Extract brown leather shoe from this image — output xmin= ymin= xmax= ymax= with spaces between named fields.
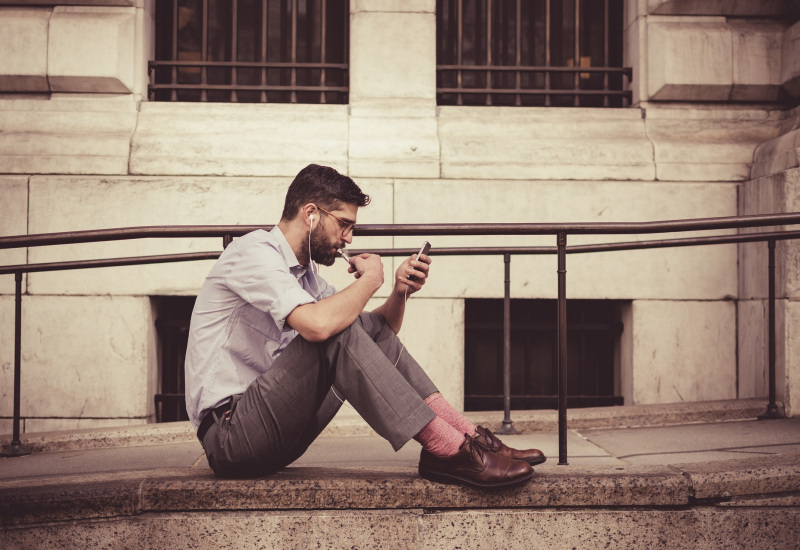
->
xmin=474 ymin=425 xmax=547 ymax=466
xmin=418 ymin=434 xmax=534 ymax=489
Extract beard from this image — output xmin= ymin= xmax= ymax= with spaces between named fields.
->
xmin=309 ymin=224 xmax=339 ymax=267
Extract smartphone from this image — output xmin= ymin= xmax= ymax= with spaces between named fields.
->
xmin=408 ymin=241 xmax=431 ymax=281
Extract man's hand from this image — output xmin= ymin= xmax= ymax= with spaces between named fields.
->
xmin=288 ymin=253 xmax=384 ymax=343
xmin=393 ymin=252 xmax=431 ymax=296
xmin=348 ymin=253 xmax=384 ymax=291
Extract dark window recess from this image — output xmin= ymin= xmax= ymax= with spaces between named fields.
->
xmin=465 ymin=299 xmax=624 ymax=411
xmin=437 ymin=0 xmax=631 ymax=107
xmin=153 ymin=296 xmax=196 ymax=422
xmin=150 ymin=0 xmax=349 ymax=104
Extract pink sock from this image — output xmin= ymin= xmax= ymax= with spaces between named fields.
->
xmin=425 ymin=393 xmax=477 ymax=437
xmin=414 ymin=416 xmax=466 ymax=457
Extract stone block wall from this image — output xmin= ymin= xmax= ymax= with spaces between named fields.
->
xmin=625 ymin=0 xmax=798 ymax=106
xmin=0 ymin=0 xmax=798 ymax=432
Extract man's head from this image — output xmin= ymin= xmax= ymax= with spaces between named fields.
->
xmin=282 ymin=164 xmax=370 ymax=266
xmin=281 ymin=164 xmax=370 ymax=222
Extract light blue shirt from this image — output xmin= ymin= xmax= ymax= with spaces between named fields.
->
xmin=184 ymin=226 xmax=336 ymax=429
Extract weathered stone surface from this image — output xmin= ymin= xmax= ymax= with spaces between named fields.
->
xmin=0 ymin=421 xmax=196 ymax=453
xmin=439 ymin=107 xmax=655 ymax=181
xmin=129 ymin=103 xmax=349 ymax=176
xmin=675 ymin=452 xmax=800 ymax=500
xmin=738 ymin=299 xmax=770 ymax=399
xmin=352 ymin=0 xmax=434 ymax=13
xmin=0 ymin=176 xmax=28 ymax=293
xmin=141 ymin=464 xmax=689 ymax=511
xmin=0 ymin=8 xmax=50 ymax=92
xmin=23 ymin=175 xmax=394 ymax=296
xmin=0 ymin=472 xmax=145 ymax=526
xmin=646 ymin=0 xmax=792 ymax=17
xmin=647 ymin=17 xmax=733 ymax=102
xmin=2 ymin=506 xmax=798 ymax=549
xmin=0 ymin=98 xmax=137 ymax=175
xmin=631 ymin=300 xmax=737 ymax=405
xmin=350 ymin=10 xmax=435 ymax=101
xmin=348 ymin=104 xmax=440 ymax=178
xmin=786 ymin=300 xmax=800 ymax=416
xmin=750 ymin=109 xmax=800 ymax=180
xmin=0 ymin=509 xmax=424 ymax=549
xmin=0 ymin=456 xmax=796 ymax=546
xmin=0 ymin=296 xmax=16 ymax=419
xmin=730 ymin=21 xmax=785 ymax=102
xmin=48 ymin=6 xmax=136 ymax=93
xmin=392 ymin=298 xmax=465 ymax=408
xmin=644 ymin=15 xmax=788 ymax=104
xmin=645 ymin=107 xmax=785 ymax=182
xmin=421 ymin=507 xmax=800 ymax=550
xmin=393 ymin=178 xmax=737 ymax=300
xmin=12 ymin=295 xmax=154 ymax=420
xmin=783 ymin=21 xmax=800 ymax=98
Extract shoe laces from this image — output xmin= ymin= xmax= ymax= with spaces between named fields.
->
xmin=464 ymin=434 xmax=486 ymax=465
xmin=476 ymin=427 xmax=501 ymax=452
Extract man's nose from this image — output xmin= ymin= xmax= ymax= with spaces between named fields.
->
xmin=343 ymin=232 xmax=353 ymax=245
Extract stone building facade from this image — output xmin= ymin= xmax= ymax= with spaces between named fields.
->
xmin=1 ymin=0 xmax=799 ymax=433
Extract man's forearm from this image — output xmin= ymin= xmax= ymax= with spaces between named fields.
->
xmin=372 ymin=289 xmax=406 ymax=334
xmin=289 ymin=275 xmax=381 ymax=341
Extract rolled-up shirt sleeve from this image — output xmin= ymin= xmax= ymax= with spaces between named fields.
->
xmin=224 ymin=241 xmax=315 ymax=332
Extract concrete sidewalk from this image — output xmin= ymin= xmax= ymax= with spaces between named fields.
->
xmin=3 ymin=415 xmax=800 ymax=481
xmin=1 ymin=398 xmax=799 ymax=480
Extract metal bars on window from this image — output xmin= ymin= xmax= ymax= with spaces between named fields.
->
xmin=149 ymin=0 xmax=349 ymax=104
xmin=436 ymin=0 xmax=631 ymax=107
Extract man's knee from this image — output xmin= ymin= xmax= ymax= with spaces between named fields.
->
xmin=355 ymin=311 xmax=387 ymax=336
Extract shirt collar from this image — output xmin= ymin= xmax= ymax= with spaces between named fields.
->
xmin=270 ymin=225 xmax=307 ymax=278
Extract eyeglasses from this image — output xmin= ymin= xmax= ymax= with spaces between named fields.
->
xmin=317 ymin=206 xmax=356 ymax=237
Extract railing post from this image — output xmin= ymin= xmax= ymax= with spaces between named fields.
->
xmin=223 ymin=235 xmax=233 ymax=249
xmin=557 ymin=232 xmax=569 ymax=465
xmin=759 ymin=239 xmax=784 ymax=420
xmin=1 ymin=272 xmax=31 ymax=457
xmin=496 ymin=253 xmax=518 ymax=435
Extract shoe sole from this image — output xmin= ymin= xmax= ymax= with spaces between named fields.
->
xmin=525 ymin=456 xmax=547 ymax=466
xmin=418 ymin=468 xmax=534 ymax=489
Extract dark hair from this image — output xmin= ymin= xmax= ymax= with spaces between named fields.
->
xmin=281 ymin=164 xmax=370 ymax=220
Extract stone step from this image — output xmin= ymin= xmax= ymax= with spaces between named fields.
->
xmin=1 ymin=452 xmax=799 ymax=548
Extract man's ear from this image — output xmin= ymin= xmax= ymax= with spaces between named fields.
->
xmin=302 ymin=204 xmax=317 ymax=228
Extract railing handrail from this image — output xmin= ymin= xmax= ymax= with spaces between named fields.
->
xmin=2 ymin=212 xmax=800 ymax=250
xmin=3 ymin=229 xmax=800 ymax=276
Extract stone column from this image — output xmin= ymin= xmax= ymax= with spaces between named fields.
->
xmin=348 ymin=0 xmax=439 ymax=178
xmin=738 ymin=15 xmax=800 ymax=416
xmin=624 ymin=0 xmax=789 ymax=106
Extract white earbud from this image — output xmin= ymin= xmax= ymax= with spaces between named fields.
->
xmin=309 ymin=214 xmax=315 ymax=228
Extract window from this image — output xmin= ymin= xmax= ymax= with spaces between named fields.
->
xmin=464 ymin=299 xmax=624 ymax=411
xmin=150 ymin=0 xmax=349 ymax=103
xmin=153 ymin=296 xmax=196 ymax=423
xmin=437 ymin=0 xmax=630 ymax=107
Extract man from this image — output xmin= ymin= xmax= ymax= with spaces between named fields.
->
xmin=185 ymin=164 xmax=545 ymax=488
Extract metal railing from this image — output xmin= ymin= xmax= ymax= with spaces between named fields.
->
xmin=1 ymin=213 xmax=798 ymax=462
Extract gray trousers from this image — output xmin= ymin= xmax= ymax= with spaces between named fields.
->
xmin=201 ymin=312 xmax=438 ymax=477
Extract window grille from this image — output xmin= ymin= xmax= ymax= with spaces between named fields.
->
xmin=437 ymin=0 xmax=631 ymax=107
xmin=464 ymin=299 xmax=624 ymax=411
xmin=149 ymin=0 xmax=349 ymax=104
xmin=153 ymin=296 xmax=195 ymax=423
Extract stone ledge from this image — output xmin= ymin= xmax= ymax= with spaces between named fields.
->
xmin=2 ymin=452 xmax=799 ymax=527
xmin=674 ymin=453 xmax=800 ymax=500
